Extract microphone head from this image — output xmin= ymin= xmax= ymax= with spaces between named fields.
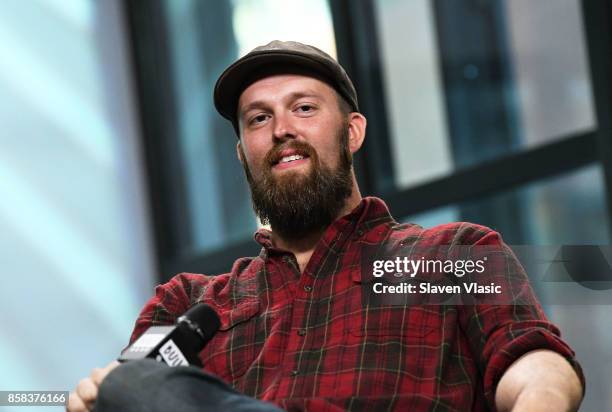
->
xmin=179 ymin=303 xmax=221 ymax=342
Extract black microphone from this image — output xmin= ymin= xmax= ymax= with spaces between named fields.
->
xmin=118 ymin=303 xmax=221 ymax=368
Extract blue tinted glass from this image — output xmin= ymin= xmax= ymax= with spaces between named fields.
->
xmin=405 ymin=165 xmax=608 ymax=245
xmin=374 ymin=0 xmax=595 ymax=189
xmin=460 ymin=165 xmax=609 ymax=245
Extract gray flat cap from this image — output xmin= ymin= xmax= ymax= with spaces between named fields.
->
xmin=214 ymin=40 xmax=359 ymax=136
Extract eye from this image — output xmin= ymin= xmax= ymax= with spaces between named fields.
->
xmin=295 ymin=104 xmax=315 ymax=114
xmin=249 ymin=113 xmax=269 ymax=126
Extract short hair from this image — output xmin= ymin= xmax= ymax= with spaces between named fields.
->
xmin=336 ymin=91 xmax=353 ymax=118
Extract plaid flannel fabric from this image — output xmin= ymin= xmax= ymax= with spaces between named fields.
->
xmin=129 ymin=197 xmax=583 ymax=411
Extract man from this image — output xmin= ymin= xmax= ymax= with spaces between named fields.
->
xmin=68 ymin=41 xmax=584 ymax=411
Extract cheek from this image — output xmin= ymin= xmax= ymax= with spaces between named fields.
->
xmin=317 ymin=131 xmax=346 ymax=167
xmin=241 ymin=138 xmax=268 ymax=165
xmin=315 ymin=145 xmax=341 ymax=170
xmin=242 ymin=148 xmax=270 ymax=179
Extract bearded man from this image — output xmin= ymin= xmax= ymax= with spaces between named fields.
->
xmin=68 ymin=41 xmax=584 ymax=412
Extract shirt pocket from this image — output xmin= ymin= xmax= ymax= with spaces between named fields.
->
xmin=200 ymin=299 xmax=262 ymax=382
xmin=346 ymin=306 xmax=442 ymax=390
xmin=218 ymin=298 xmax=260 ymax=331
xmin=349 ymin=306 xmax=439 ymax=338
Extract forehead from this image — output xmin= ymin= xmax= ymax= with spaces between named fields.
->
xmin=238 ymin=74 xmax=336 ymax=110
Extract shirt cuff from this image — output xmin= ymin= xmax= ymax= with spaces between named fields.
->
xmin=483 ymin=321 xmax=585 ymax=409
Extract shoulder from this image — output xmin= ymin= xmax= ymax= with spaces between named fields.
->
xmin=424 ymin=222 xmax=502 ymax=245
xmin=128 ymin=256 xmax=262 ymax=344
xmin=156 ymin=256 xmax=263 ymax=308
xmin=390 ymin=221 xmax=504 ymax=246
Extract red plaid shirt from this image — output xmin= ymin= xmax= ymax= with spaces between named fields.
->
xmin=129 ymin=197 xmax=583 ymax=411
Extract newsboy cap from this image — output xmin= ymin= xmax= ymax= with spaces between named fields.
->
xmin=214 ymin=40 xmax=359 ymax=136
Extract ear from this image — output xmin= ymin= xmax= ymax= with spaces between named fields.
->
xmin=236 ymin=141 xmax=245 ymax=165
xmin=346 ymin=112 xmax=367 ymax=154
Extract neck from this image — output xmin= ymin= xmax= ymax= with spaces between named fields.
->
xmin=272 ymin=175 xmax=362 ymax=271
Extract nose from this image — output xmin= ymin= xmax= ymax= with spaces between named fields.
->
xmin=272 ymin=112 xmax=297 ymax=141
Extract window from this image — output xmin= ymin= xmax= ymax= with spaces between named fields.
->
xmin=374 ymin=0 xmax=595 ymax=188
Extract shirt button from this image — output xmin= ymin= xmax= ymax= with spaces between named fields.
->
xmin=297 ymin=329 xmax=306 ymax=336
xmin=356 ymin=229 xmax=364 ymax=237
xmin=290 ymin=370 xmax=299 ymax=376
xmin=303 ymin=285 xmax=312 ymax=292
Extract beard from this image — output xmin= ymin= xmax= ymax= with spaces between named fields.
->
xmin=240 ymin=124 xmax=354 ymax=241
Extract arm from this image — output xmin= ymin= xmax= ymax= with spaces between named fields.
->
xmin=495 ymin=349 xmax=583 ymax=412
xmin=452 ymin=225 xmax=584 ymax=409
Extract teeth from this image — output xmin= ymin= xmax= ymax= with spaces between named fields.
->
xmin=279 ymin=155 xmax=304 ymax=163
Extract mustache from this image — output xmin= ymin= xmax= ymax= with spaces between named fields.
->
xmin=265 ymin=141 xmax=317 ymax=167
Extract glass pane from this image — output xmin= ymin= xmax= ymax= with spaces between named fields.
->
xmin=459 ymin=165 xmax=609 ymax=245
xmin=374 ymin=0 xmax=453 ymax=187
xmin=162 ymin=0 xmax=336 ymax=254
xmin=504 ymin=0 xmax=595 ymax=146
xmin=374 ymin=0 xmax=596 ymax=189
xmin=405 ymin=165 xmax=608 ymax=244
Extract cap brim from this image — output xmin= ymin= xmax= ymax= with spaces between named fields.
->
xmin=213 ymin=51 xmax=340 ymax=125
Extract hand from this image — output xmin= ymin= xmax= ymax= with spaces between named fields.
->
xmin=67 ymin=361 xmax=120 ymax=412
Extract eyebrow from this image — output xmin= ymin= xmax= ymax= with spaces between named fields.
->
xmin=239 ymin=91 xmax=323 ymax=118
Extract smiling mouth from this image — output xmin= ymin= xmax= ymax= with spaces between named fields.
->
xmin=278 ymin=154 xmax=306 ymax=164
xmin=272 ymin=154 xmax=311 ymax=170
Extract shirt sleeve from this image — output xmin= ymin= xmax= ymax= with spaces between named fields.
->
xmin=125 ymin=273 xmax=211 ymax=350
xmin=455 ymin=225 xmax=585 ymax=409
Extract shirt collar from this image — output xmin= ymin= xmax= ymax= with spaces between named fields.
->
xmin=253 ymin=197 xmax=395 ymax=253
